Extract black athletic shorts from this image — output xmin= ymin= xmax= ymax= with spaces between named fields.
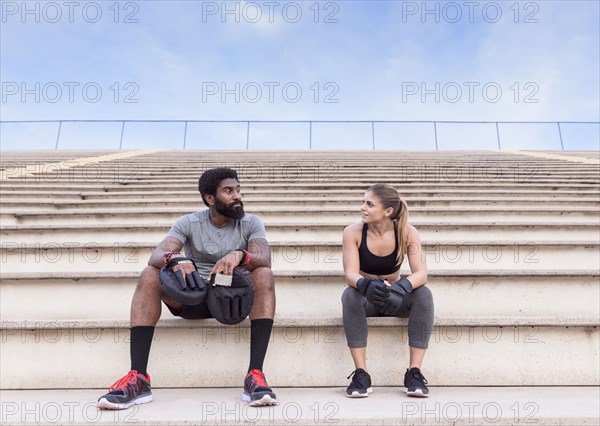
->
xmin=163 ymin=300 xmax=214 ymax=320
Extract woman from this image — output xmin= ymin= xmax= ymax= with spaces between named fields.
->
xmin=341 ymin=183 xmax=433 ymax=398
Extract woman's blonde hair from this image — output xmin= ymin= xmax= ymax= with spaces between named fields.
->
xmin=367 ymin=183 xmax=409 ymax=266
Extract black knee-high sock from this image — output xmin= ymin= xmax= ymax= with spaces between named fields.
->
xmin=248 ymin=319 xmax=274 ymax=372
xmin=130 ymin=326 xmax=154 ymax=376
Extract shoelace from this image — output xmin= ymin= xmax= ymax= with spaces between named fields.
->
xmin=109 ymin=370 xmax=140 ymax=392
xmin=248 ymin=370 xmax=268 ymax=388
xmin=409 ymin=369 xmax=428 ymax=385
xmin=347 ymin=369 xmax=369 ymax=388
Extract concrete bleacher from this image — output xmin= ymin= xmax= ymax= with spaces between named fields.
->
xmin=1 ymin=150 xmax=599 ymax=425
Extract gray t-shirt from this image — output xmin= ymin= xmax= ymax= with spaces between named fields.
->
xmin=167 ymin=209 xmax=267 ymax=278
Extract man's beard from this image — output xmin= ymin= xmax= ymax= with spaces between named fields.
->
xmin=215 ymin=198 xmax=245 ymax=220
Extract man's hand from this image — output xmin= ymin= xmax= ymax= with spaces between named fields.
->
xmin=171 ymin=261 xmax=197 ymax=282
xmin=209 ymin=251 xmax=244 ymax=279
xmin=160 ymin=256 xmax=208 ymax=305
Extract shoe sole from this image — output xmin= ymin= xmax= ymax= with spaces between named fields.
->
xmin=404 ymin=388 xmax=429 ymax=398
xmin=242 ymin=393 xmax=279 ymax=406
xmin=97 ymin=394 xmax=153 ymax=410
xmin=345 ymin=387 xmax=373 ymax=398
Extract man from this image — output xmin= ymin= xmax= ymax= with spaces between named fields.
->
xmin=97 ymin=168 xmax=277 ymax=409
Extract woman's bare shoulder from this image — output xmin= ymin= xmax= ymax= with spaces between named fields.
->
xmin=406 ymin=223 xmax=422 ymax=240
xmin=343 ymin=222 xmax=363 ymax=239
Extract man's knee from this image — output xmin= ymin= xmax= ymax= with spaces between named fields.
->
xmin=248 ymin=267 xmax=274 ymax=292
xmin=137 ymin=266 xmax=161 ymax=291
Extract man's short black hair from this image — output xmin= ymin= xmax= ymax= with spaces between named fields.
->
xmin=198 ymin=168 xmax=239 ymax=206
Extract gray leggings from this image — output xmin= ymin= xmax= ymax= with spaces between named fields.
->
xmin=341 ymin=285 xmax=434 ymax=349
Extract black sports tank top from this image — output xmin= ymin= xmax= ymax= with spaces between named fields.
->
xmin=358 ymin=223 xmax=400 ymax=275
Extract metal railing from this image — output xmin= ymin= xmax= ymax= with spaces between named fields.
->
xmin=1 ymin=120 xmax=598 ymax=150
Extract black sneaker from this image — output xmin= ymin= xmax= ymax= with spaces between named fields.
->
xmin=243 ymin=369 xmax=279 ymax=406
xmin=345 ymin=368 xmax=373 ymax=398
xmin=97 ymin=370 xmax=152 ymax=409
xmin=403 ymin=367 xmax=429 ymax=397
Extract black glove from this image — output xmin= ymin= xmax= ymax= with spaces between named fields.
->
xmin=379 ymin=278 xmax=413 ymax=316
xmin=356 ymin=277 xmax=390 ymax=305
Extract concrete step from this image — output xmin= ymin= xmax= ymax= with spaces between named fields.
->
xmin=1 ymin=158 xmax=597 ymax=171
xmin=2 ymin=206 xmax=598 ymax=226
xmin=3 ymin=195 xmax=600 ymax=209
xmin=2 ymin=182 xmax=599 ymax=192
xmin=3 ymin=222 xmax=598 ymax=244
xmin=2 ymin=159 xmax=597 ymax=182
xmin=1 ymin=387 xmax=598 ymax=425
xmin=3 ymin=161 xmax=597 ymax=173
xmin=3 ymin=175 xmax=598 ymax=186
xmin=2 ymin=188 xmax=599 ymax=201
xmin=1 ymin=317 xmax=598 ymax=388
xmin=2 ymin=157 xmax=597 ymax=166
xmin=1 ymin=158 xmax=597 ymax=173
xmin=1 ymin=241 xmax=598 ymax=273
xmin=2 ymin=271 xmax=598 ymax=321
xmin=3 ymin=174 xmax=599 ymax=187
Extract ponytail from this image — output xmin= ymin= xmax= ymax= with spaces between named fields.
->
xmin=394 ymin=198 xmax=409 ymax=267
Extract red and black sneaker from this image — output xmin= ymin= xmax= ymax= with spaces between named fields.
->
xmin=97 ymin=370 xmax=152 ymax=410
xmin=242 ymin=369 xmax=279 ymax=406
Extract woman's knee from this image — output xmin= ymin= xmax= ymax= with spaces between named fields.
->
xmin=412 ymin=285 xmax=433 ymax=306
xmin=341 ymin=286 xmax=363 ymax=307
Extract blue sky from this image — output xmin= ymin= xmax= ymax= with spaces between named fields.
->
xmin=1 ymin=0 xmax=599 ymax=150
